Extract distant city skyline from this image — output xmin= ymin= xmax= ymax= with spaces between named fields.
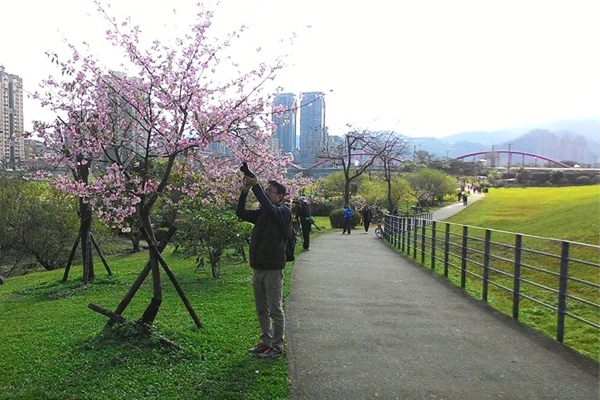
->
xmin=1 ymin=0 xmax=599 ymax=139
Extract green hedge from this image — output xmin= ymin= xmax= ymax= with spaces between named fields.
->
xmin=329 ymin=209 xmax=361 ymax=228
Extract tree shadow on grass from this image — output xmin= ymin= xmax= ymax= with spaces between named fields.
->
xmin=64 ymin=325 xmax=287 ymax=399
xmin=9 ymin=275 xmax=123 ymax=302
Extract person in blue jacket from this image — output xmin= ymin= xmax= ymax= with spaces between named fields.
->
xmin=342 ymin=205 xmax=354 ymax=235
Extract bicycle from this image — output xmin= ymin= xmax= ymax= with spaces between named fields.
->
xmin=374 ymin=222 xmax=383 ymax=238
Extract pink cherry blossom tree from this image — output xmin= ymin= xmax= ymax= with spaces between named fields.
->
xmin=34 ymin=1 xmax=295 ymax=328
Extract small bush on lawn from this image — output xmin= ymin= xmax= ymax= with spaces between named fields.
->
xmin=329 ymin=209 xmax=361 ymax=228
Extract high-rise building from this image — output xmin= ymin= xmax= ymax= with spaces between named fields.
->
xmin=0 ymin=65 xmax=25 ymax=169
xmin=299 ymin=91 xmax=326 ymax=165
xmin=272 ymin=93 xmax=296 ymax=154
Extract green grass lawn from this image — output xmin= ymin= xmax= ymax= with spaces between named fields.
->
xmin=0 ymin=248 xmax=295 ymax=400
xmin=0 ymin=214 xmax=335 ymax=400
xmin=447 ymin=185 xmax=599 ymax=245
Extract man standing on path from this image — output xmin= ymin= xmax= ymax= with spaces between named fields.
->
xmin=295 ymin=196 xmax=312 ymax=251
xmin=360 ymin=205 xmax=372 ymax=233
xmin=342 ymin=205 xmax=354 ymax=234
xmin=236 ymin=175 xmax=291 ymax=359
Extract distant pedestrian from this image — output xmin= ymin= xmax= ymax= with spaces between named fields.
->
xmin=295 ymin=196 xmax=312 ymax=250
xmin=392 ymin=208 xmax=398 ymax=216
xmin=462 ymin=191 xmax=468 ymax=206
xmin=342 ymin=205 xmax=354 ymax=235
xmin=360 ymin=205 xmax=373 ymax=233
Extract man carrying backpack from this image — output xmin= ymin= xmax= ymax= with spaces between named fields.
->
xmin=236 ymin=175 xmax=291 ymax=359
xmin=294 ymin=196 xmax=312 ymax=251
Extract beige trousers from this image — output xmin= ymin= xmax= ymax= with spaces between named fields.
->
xmin=252 ymin=268 xmax=285 ymax=349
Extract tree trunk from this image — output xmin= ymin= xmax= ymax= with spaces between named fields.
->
xmin=77 ymin=159 xmax=94 ymax=284
xmin=80 ymin=199 xmax=94 ymax=284
xmin=108 ymin=227 xmax=177 ymax=327
xmin=387 ymin=178 xmax=393 ymax=212
xmin=139 ymin=213 xmax=162 ymax=325
xmin=344 ymin=179 xmax=351 ymax=206
xmin=130 ymin=230 xmax=141 ymax=253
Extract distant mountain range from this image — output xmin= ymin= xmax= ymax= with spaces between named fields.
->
xmin=407 ymin=118 xmax=599 ymax=164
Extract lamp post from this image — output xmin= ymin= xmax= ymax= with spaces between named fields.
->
xmin=507 ymin=143 xmax=512 ymax=172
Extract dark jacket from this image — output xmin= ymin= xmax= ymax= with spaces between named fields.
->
xmin=236 ymin=185 xmax=291 ymax=270
xmin=295 ymin=203 xmax=311 ymax=220
xmin=361 ymin=208 xmax=372 ymax=221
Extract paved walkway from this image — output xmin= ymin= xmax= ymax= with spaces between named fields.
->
xmin=432 ymin=192 xmax=485 ymax=221
xmin=285 ymin=201 xmax=599 ymax=400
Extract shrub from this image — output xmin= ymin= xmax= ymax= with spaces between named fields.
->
xmin=516 ymin=168 xmax=529 ymax=184
xmin=550 ymin=170 xmax=564 ymax=185
xmin=0 ymin=178 xmax=79 ymax=271
xmin=174 ymin=203 xmax=251 ymax=278
xmin=482 ymin=187 xmax=489 ymax=193
xmin=576 ymin=175 xmax=593 ymax=186
xmin=329 ymin=209 xmax=361 ymax=229
xmin=310 ymin=202 xmax=337 ymax=217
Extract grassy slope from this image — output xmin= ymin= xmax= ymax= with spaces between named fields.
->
xmin=0 ymin=252 xmax=288 ymax=400
xmin=0 ymin=217 xmax=335 ymax=400
xmin=443 ymin=185 xmax=599 ymax=360
xmin=447 ymin=185 xmax=599 ymax=245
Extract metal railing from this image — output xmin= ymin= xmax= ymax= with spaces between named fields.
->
xmin=383 ymin=214 xmax=600 ymax=353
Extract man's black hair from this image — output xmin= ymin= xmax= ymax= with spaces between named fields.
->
xmin=268 ymin=180 xmax=287 ymax=196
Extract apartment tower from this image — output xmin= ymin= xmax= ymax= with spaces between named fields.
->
xmin=299 ymin=91 xmax=326 ymax=165
xmin=272 ymin=93 xmax=297 ymax=154
xmin=0 ymin=65 xmax=25 ymax=169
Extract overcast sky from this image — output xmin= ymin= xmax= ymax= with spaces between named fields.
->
xmin=2 ymin=0 xmax=599 ymax=138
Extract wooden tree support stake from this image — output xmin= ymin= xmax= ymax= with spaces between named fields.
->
xmin=63 ymin=231 xmax=112 ymax=282
xmin=63 ymin=233 xmax=81 ymax=282
xmin=107 ymin=227 xmax=177 ymax=327
xmin=90 ymin=233 xmax=112 ymax=275
xmin=147 ymin=242 xmax=203 ymax=329
xmin=89 ymin=303 xmax=126 ymax=323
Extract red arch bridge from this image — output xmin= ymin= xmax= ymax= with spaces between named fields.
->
xmin=284 ymin=150 xmax=572 ymax=174
xmin=454 ymin=150 xmax=572 ymax=168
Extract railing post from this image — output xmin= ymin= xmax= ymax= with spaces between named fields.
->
xmin=557 ymin=241 xmax=570 ymax=343
xmin=421 ymin=220 xmax=426 ymax=263
xmin=482 ymin=230 xmax=491 ymax=302
xmin=512 ymin=234 xmax=522 ymax=319
xmin=394 ymin=217 xmax=399 ymax=248
xmin=431 ymin=221 xmax=437 ymax=270
xmin=406 ymin=218 xmax=411 ymax=256
xmin=444 ymin=223 xmax=450 ymax=278
xmin=413 ymin=217 xmax=418 ymax=259
xmin=397 ymin=217 xmax=401 ymax=248
xmin=461 ymin=226 xmax=468 ymax=288
xmin=383 ymin=215 xmax=389 ymax=242
xmin=400 ymin=217 xmax=405 ymax=252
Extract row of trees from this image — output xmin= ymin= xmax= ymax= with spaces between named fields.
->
xmin=311 ymin=131 xmax=481 ymax=212
xmin=315 ymin=168 xmax=456 ymax=212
